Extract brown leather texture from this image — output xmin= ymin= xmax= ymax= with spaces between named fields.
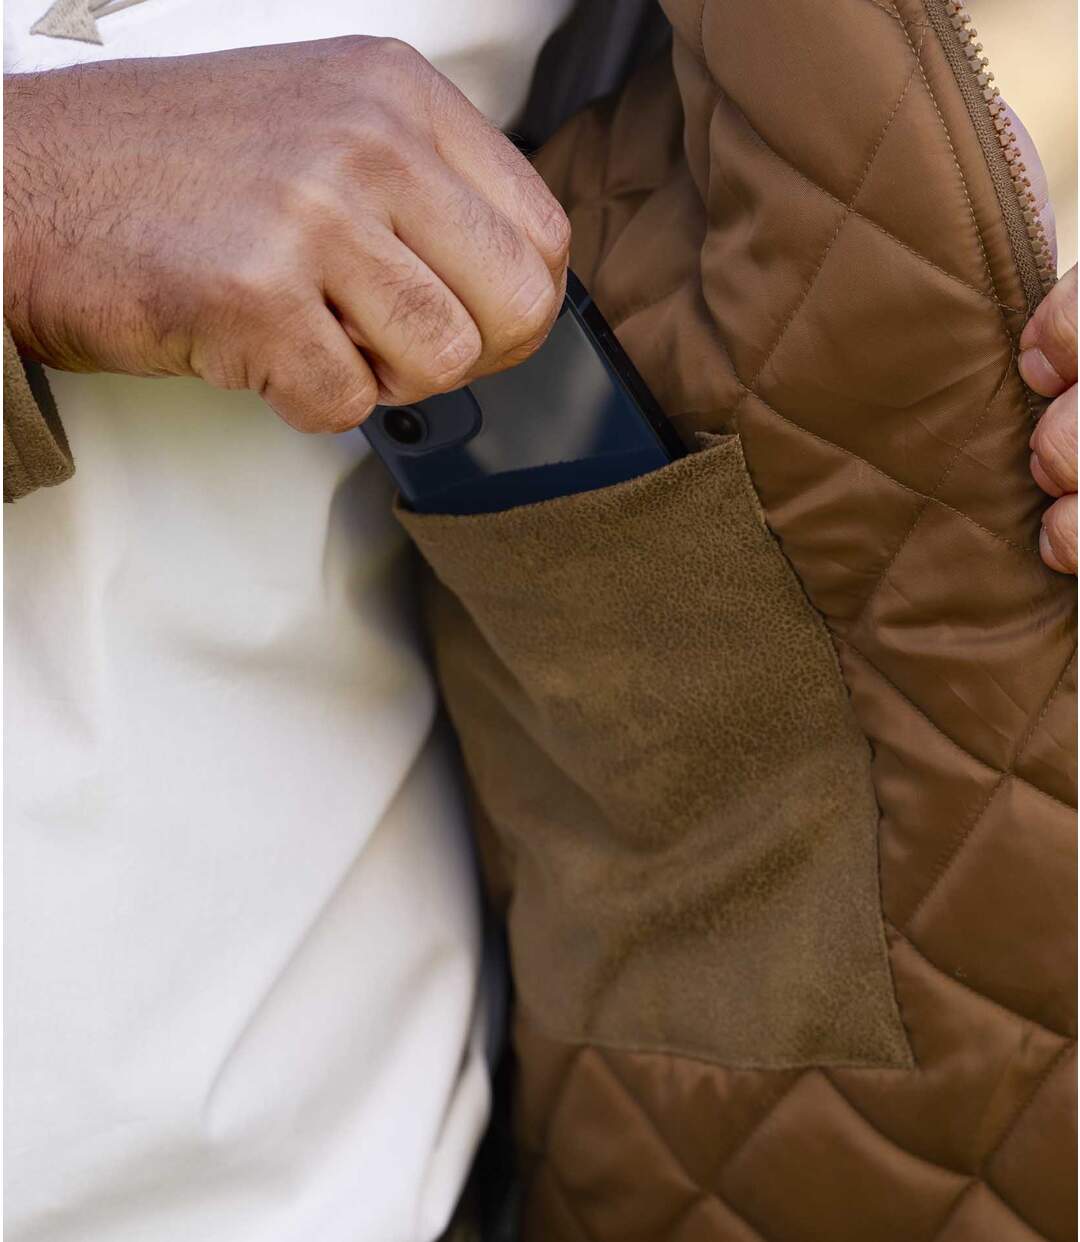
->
xmin=410 ymin=0 xmax=1078 ymax=1238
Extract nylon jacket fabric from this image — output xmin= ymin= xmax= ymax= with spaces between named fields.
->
xmin=5 ymin=2 xmax=1076 ymax=1236
xmin=408 ymin=1 xmax=1079 ymax=1239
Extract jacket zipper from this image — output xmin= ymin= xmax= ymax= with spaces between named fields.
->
xmin=925 ymin=0 xmax=1056 ymax=313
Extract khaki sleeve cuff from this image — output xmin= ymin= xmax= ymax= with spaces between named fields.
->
xmin=4 ymin=322 xmax=73 ymax=502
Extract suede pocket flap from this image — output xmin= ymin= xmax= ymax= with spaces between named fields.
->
xmin=399 ymin=438 xmax=911 ymax=1069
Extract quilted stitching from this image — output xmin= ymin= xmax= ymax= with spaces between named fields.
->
xmin=521 ymin=988 xmax=1070 ymax=1240
xmin=518 ymin=0 xmax=1080 ymax=1237
xmin=734 ymin=26 xmax=932 ymax=398
xmin=741 ymin=389 xmax=1036 ymax=556
xmin=837 ymin=637 xmax=1074 ymax=813
xmin=906 ymin=653 xmax=1077 ymax=926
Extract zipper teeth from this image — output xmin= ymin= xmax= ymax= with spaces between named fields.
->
xmin=942 ymin=0 xmax=1056 ymax=296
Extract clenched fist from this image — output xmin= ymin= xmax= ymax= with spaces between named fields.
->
xmin=2 ymin=37 xmax=570 ymax=433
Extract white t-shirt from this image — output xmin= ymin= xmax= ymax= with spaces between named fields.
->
xmin=3 ymin=3 xmax=572 ymax=1240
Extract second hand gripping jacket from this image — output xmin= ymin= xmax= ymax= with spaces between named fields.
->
xmin=402 ymin=0 xmax=1078 ymax=1239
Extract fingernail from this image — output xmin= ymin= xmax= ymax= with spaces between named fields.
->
xmin=1019 ymin=345 xmax=1066 ymax=395
xmin=1039 ymin=525 xmax=1066 ymax=573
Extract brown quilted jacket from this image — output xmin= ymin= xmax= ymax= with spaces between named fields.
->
xmin=5 ymin=2 xmax=1075 ymax=1237
xmin=400 ymin=1 xmax=1079 ymax=1239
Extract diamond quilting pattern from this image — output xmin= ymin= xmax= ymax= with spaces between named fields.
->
xmin=719 ymin=1071 xmax=968 ymax=1242
xmin=1013 ymin=655 xmax=1079 ymax=808
xmin=696 ymin=0 xmax=927 ymax=205
xmin=849 ymin=58 xmax=1004 ymax=293
xmin=906 ymin=778 xmax=1077 ymax=1035
xmin=734 ymin=392 xmax=928 ymax=621
xmin=831 ymin=934 xmax=1068 ymax=1172
xmin=543 ymin=1049 xmax=706 ymax=1241
xmin=514 ymin=0 xmax=1077 ymax=1237
xmin=985 ymin=1046 xmax=1078 ymax=1242
xmin=936 ymin=1182 xmax=1048 ymax=1242
xmin=750 ymin=216 xmax=1014 ymax=501
xmin=836 ymin=643 xmax=1004 ymax=925
xmin=843 ymin=503 xmax=1074 ymax=772
xmin=696 ymin=97 xmax=850 ymax=387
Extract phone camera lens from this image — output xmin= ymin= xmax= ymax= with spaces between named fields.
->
xmin=382 ymin=406 xmax=427 ymax=446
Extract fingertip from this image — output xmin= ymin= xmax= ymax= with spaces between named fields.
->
xmin=1019 ymin=345 xmax=1067 ymax=398
xmin=1039 ymin=525 xmax=1069 ymax=573
xmin=1040 ymin=494 xmax=1078 ymax=575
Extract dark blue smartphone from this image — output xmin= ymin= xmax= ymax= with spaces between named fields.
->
xmin=360 ymin=271 xmax=684 ymax=515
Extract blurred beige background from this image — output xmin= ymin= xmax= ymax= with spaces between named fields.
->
xmin=971 ymin=0 xmax=1077 ymax=273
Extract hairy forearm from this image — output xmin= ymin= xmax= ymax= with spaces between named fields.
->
xmin=4 ymin=65 xmax=168 ymax=376
xmin=3 ymin=73 xmax=49 ymax=360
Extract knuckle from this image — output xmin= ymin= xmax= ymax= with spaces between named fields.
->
xmin=194 ymin=346 xmax=250 ymax=393
xmin=325 ymin=34 xmax=429 ymax=93
xmin=460 ymin=193 xmax=523 ymax=265
xmin=280 ymin=169 xmax=345 ymax=225
xmin=331 ymin=373 xmax=379 ymax=429
xmin=288 ymin=388 xmax=376 ymax=434
xmin=267 ymin=344 xmax=377 ymax=434
xmin=211 ymin=255 xmax=297 ymax=325
xmin=424 ymin=322 xmax=482 ymax=390
xmin=534 ymin=192 xmax=572 ymax=261
xmin=324 ymin=33 xmax=376 ymax=59
xmin=346 ymin=109 xmax=417 ymax=184
xmin=280 ymin=406 xmax=324 ymax=435
xmin=498 ymin=279 xmax=560 ymax=356
xmin=321 ymin=372 xmax=379 ymax=430
xmin=380 ymin=276 xmax=480 ymax=392
xmin=491 ymin=216 xmax=525 ymax=267
xmin=375 ymin=36 xmax=423 ymax=67
xmin=368 ymin=36 xmax=430 ymax=88
xmin=385 ymin=276 xmax=454 ymax=343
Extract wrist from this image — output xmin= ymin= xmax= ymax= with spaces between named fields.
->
xmin=4 ymin=72 xmax=66 ymax=365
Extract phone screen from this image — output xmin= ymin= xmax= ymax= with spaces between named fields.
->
xmin=361 ymin=272 xmax=684 ymax=515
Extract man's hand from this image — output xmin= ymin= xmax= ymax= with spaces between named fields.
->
xmin=3 ymin=38 xmax=570 ymax=433
xmin=1003 ymin=103 xmax=1076 ymax=574
xmin=1020 ymin=266 xmax=1077 ymax=574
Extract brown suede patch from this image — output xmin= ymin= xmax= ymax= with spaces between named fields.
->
xmin=3 ymin=322 xmax=73 ymax=502
xmin=399 ymin=437 xmax=912 ymax=1069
